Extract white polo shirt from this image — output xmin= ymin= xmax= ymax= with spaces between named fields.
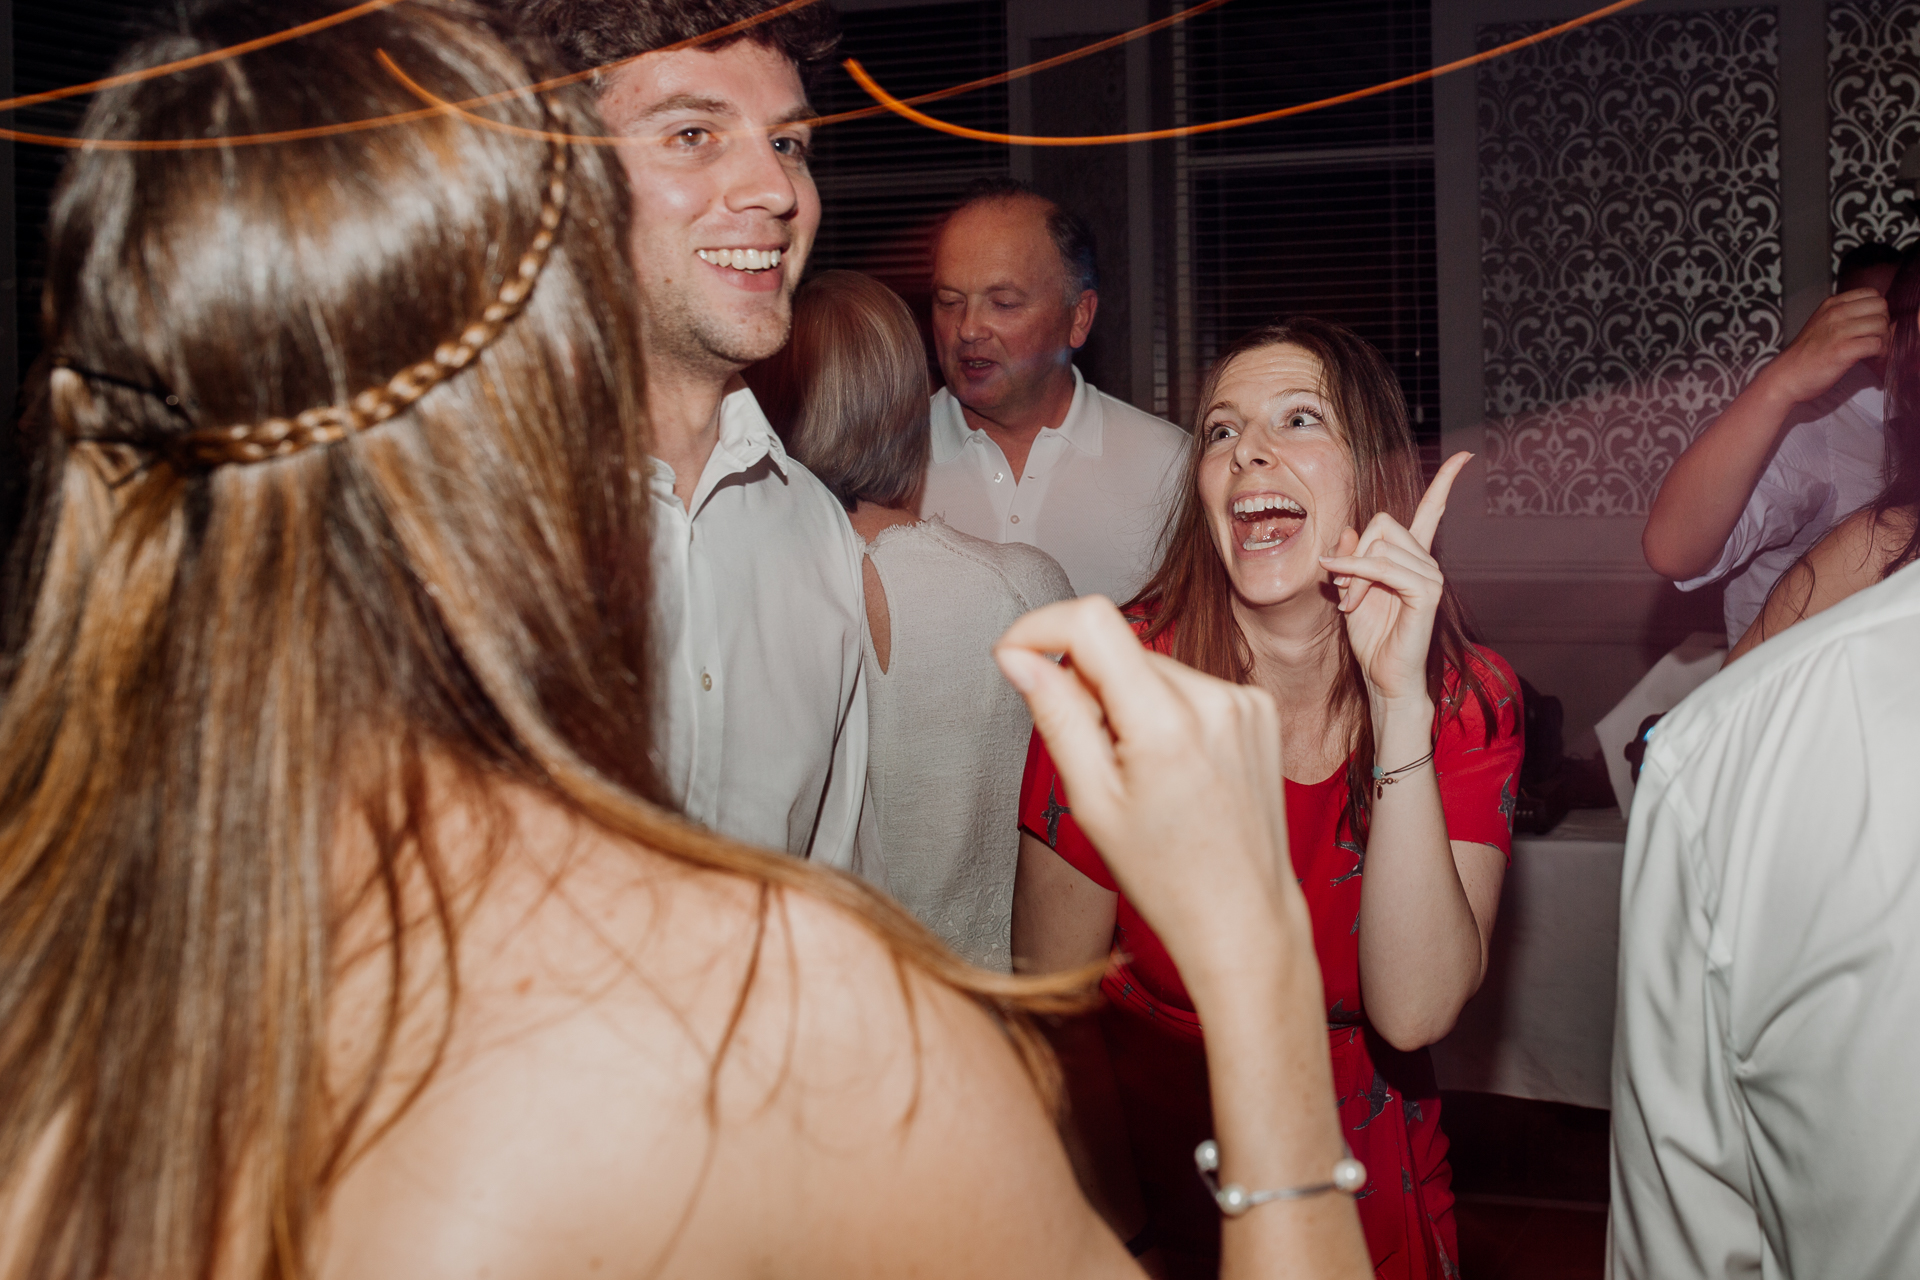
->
xmin=1611 ymin=558 xmax=1920 ymax=1277
xmin=647 ymin=387 xmax=870 ymax=874
xmin=918 ymin=367 xmax=1187 ymax=602
xmin=1675 ymin=364 xmax=1885 ymax=647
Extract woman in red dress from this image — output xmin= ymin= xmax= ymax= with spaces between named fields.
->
xmin=1014 ymin=318 xmax=1521 ymax=1279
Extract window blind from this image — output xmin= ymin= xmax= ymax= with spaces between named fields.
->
xmin=807 ymin=1 xmax=1009 ymax=326
xmin=1176 ymin=0 xmax=1439 ymax=448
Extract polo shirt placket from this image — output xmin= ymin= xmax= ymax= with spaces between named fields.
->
xmin=921 ymin=366 xmax=1187 ymax=601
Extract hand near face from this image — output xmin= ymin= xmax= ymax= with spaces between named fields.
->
xmin=1318 ymin=452 xmax=1471 ymax=708
xmin=1763 ymin=287 xmax=1890 ymax=405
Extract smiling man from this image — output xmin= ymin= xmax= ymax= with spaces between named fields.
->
xmin=505 ymin=0 xmax=872 ymax=875
xmin=920 ymin=179 xmax=1186 ymax=602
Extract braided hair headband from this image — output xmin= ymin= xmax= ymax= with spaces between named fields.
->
xmin=57 ymin=132 xmax=572 ymax=470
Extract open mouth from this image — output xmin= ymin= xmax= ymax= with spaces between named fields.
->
xmin=696 ymin=247 xmax=783 ymax=274
xmin=1231 ymin=493 xmax=1307 ymax=552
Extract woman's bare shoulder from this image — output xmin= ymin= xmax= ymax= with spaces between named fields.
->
xmin=1730 ymin=505 xmax=1916 ymax=661
xmin=1812 ymin=504 xmax=1912 ymax=573
xmin=320 ymin=807 xmax=1126 ymax=1280
xmin=711 ymin=887 xmax=1125 ymax=1277
xmin=563 ymin=875 xmax=1127 ymax=1278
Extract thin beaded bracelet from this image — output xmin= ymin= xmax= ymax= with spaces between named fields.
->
xmin=1194 ymin=1139 xmax=1368 ymax=1215
xmin=1371 ymin=746 xmax=1436 ymax=799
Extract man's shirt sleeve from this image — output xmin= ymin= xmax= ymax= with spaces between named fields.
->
xmin=1610 ymin=755 xmax=1762 ymax=1279
xmin=1674 ymin=429 xmax=1830 ymax=593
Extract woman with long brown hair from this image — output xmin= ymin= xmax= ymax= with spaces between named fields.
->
xmin=1015 ymin=320 xmax=1522 ymax=1278
xmin=0 ymin=4 xmax=1372 ymax=1277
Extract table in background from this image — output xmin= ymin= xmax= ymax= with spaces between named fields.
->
xmin=1430 ymin=808 xmax=1627 ymax=1111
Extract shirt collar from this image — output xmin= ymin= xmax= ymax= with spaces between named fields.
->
xmin=646 ymin=386 xmax=790 ymax=510
xmin=711 ymin=385 xmax=790 ymax=480
xmin=928 ymin=366 xmax=1102 ymax=464
xmin=1049 ymin=366 xmax=1102 ymax=456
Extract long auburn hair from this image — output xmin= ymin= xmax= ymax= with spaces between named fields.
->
xmin=1130 ymin=318 xmax=1502 ymax=841
xmin=1863 ymin=248 xmax=1920 ymax=574
xmin=0 ymin=5 xmax=1076 ymax=1279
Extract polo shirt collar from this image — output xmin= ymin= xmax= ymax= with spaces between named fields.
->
xmin=928 ymin=365 xmax=1102 ymax=463
xmin=1050 ymin=366 xmax=1102 ymax=457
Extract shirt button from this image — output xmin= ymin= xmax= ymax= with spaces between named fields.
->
xmin=1010 ymin=514 xmax=1021 ymax=524
xmin=994 ymin=471 xmax=1005 ymax=483
xmin=701 ymin=670 xmax=713 ymax=691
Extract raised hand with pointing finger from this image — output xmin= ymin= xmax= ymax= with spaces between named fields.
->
xmin=1320 ymin=451 xmax=1472 ymax=712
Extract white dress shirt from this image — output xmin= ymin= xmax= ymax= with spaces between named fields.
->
xmin=1675 ymin=365 xmax=1885 ymax=646
xmin=647 ymin=387 xmax=870 ymax=873
xmin=1610 ymin=558 xmax=1920 ymax=1278
xmin=919 ymin=367 xmax=1187 ymax=602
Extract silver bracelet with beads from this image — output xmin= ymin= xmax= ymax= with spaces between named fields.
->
xmin=1194 ymin=1139 xmax=1368 ymax=1215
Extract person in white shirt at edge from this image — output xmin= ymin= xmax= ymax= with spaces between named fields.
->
xmin=748 ymin=270 xmax=1073 ymax=969
xmin=509 ymin=0 xmax=871 ymax=873
xmin=1642 ymin=242 xmax=1902 ymax=647
xmin=1610 ymin=550 xmax=1920 ymax=1278
xmin=920 ymin=177 xmax=1188 ymax=602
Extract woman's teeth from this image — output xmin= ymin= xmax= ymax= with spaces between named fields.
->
xmin=697 ymin=248 xmax=782 ymax=272
xmin=1231 ymin=494 xmax=1307 ymax=518
xmin=1231 ymin=494 xmax=1307 ymax=552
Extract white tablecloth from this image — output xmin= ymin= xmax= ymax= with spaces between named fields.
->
xmin=1429 ymin=808 xmax=1627 ymax=1111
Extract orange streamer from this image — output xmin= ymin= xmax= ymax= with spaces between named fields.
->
xmin=0 ymin=0 xmax=827 ymax=150
xmin=378 ymin=0 xmax=1240 ymax=145
xmin=843 ymin=0 xmax=1650 ymax=147
xmin=802 ymin=0 xmax=1234 ymax=129
xmin=0 ymin=0 xmax=1648 ymax=153
xmin=0 ymin=0 xmax=408 ymax=115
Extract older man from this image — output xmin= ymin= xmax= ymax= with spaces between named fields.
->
xmin=1611 ymin=556 xmax=1920 ymax=1276
xmin=506 ymin=0 xmax=871 ymax=874
xmin=920 ymin=180 xmax=1186 ymax=602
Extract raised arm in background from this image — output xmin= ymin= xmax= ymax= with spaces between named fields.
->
xmin=1643 ymin=290 xmax=1887 ymax=581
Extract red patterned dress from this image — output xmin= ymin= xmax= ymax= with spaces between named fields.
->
xmin=1018 ymin=626 xmax=1521 ymax=1278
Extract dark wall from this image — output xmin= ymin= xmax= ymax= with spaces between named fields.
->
xmin=1027 ymin=33 xmax=1132 ymax=405
xmin=8 ymin=1 xmax=155 ymax=571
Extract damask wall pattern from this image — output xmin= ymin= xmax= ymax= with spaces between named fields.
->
xmin=1829 ymin=0 xmax=1920 ymax=267
xmin=1478 ymin=10 xmax=1782 ymax=517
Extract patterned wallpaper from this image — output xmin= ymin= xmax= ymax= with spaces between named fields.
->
xmin=1478 ymin=10 xmax=1782 ymax=517
xmin=1830 ymin=0 xmax=1920 ymax=267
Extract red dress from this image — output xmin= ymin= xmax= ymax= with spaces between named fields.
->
xmin=1018 ymin=628 xmax=1521 ymax=1278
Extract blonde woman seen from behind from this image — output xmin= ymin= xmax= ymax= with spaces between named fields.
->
xmin=749 ymin=270 xmax=1072 ymax=969
xmin=0 ymin=6 xmax=1368 ymax=1278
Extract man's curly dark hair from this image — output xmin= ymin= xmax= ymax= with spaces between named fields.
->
xmin=500 ymin=0 xmax=840 ymax=83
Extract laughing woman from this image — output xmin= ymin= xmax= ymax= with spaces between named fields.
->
xmin=1013 ymin=319 xmax=1522 ymax=1279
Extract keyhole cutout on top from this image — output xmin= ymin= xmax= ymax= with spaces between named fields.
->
xmin=863 ymin=555 xmax=892 ymax=675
